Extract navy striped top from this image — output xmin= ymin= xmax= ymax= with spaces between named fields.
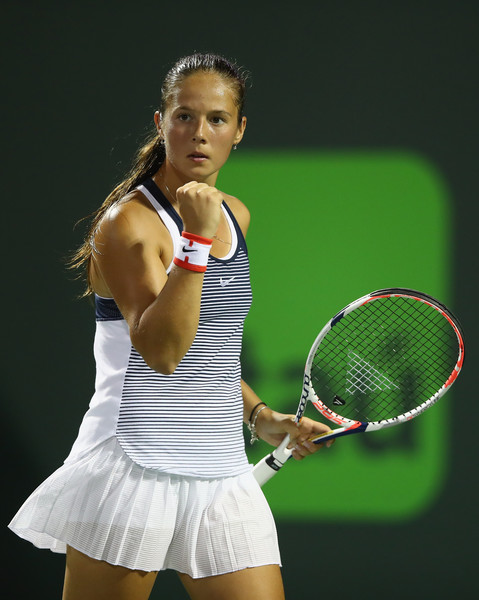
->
xmin=66 ymin=179 xmax=253 ymax=478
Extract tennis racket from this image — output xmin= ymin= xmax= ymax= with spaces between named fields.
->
xmin=253 ymin=288 xmax=464 ymax=486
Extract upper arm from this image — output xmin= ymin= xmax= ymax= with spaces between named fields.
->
xmin=90 ymin=195 xmax=171 ymax=329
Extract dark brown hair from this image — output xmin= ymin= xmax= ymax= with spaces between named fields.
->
xmin=70 ymin=53 xmax=248 ymax=295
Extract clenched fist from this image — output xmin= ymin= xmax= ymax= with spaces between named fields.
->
xmin=176 ymin=181 xmax=223 ymax=239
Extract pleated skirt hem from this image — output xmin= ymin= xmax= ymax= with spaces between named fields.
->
xmin=8 ymin=436 xmax=281 ymax=577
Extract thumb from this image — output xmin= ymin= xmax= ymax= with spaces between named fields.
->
xmin=280 ymin=418 xmax=300 ymax=448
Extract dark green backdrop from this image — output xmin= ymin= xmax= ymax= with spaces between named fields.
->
xmin=3 ymin=1 xmax=477 ymax=598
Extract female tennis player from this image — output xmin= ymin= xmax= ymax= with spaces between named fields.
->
xmin=9 ymin=53 xmax=332 ymax=600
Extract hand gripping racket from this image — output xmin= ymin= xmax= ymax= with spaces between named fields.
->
xmin=253 ymin=288 xmax=465 ymax=486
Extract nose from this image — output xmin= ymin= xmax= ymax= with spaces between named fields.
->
xmin=192 ymin=118 xmax=207 ymax=143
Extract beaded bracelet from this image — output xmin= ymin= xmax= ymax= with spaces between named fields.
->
xmin=248 ymin=402 xmax=268 ymax=445
xmin=173 ymin=231 xmax=213 ymax=273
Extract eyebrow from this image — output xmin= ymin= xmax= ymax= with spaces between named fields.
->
xmin=176 ymin=106 xmax=233 ymax=117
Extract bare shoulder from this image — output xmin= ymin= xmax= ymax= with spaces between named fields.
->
xmin=89 ymin=189 xmax=171 ymax=299
xmin=222 ymin=193 xmax=251 ymax=237
xmin=94 ymin=190 xmax=167 ymax=248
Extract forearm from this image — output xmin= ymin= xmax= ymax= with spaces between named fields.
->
xmin=241 ymin=379 xmax=265 ymax=423
xmin=131 ymin=266 xmax=204 ymax=373
xmin=241 ymin=378 xmax=333 ymax=458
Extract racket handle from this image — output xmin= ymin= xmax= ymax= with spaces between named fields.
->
xmin=252 ymin=435 xmax=292 ymax=486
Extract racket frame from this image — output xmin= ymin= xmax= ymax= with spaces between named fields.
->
xmin=252 ymin=288 xmax=465 ymax=485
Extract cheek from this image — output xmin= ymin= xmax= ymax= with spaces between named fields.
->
xmin=215 ymin=127 xmax=239 ymax=150
xmin=163 ymin=124 xmax=187 ymax=153
xmin=165 ymin=122 xmax=182 ymax=139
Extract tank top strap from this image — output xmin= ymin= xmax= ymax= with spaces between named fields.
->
xmin=136 ymin=179 xmax=182 ymax=273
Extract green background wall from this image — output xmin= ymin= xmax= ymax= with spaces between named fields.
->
xmin=3 ymin=2 xmax=477 ymax=598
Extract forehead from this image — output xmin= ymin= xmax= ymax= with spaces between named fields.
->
xmin=166 ymin=72 xmax=237 ymax=113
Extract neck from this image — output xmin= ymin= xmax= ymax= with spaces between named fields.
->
xmin=154 ymin=169 xmax=178 ymax=208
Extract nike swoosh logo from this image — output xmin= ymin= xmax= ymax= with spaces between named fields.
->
xmin=220 ymin=276 xmax=236 ymax=287
xmin=182 ymin=246 xmax=196 ymax=253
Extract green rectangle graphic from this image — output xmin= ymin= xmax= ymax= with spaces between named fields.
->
xmin=218 ymin=150 xmax=451 ymax=521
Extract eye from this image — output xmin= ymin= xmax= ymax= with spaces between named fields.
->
xmin=210 ymin=115 xmax=226 ymax=125
xmin=177 ymin=113 xmax=191 ymax=121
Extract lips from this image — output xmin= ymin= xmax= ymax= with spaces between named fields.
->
xmin=188 ymin=151 xmax=209 ymax=161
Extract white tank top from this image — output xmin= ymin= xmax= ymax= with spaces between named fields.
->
xmin=66 ymin=179 xmax=253 ymax=478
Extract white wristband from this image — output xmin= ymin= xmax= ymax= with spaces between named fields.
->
xmin=173 ymin=231 xmax=213 ymax=273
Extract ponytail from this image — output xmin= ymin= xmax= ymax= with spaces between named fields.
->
xmin=68 ymin=131 xmax=165 ymax=296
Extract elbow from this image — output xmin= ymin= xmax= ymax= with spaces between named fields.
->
xmin=136 ymin=346 xmax=181 ymax=374
xmin=130 ymin=326 xmax=189 ymax=375
xmin=131 ymin=337 xmax=181 ymax=375
xmin=146 ymin=357 xmax=180 ymax=375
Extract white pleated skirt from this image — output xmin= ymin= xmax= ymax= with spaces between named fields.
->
xmin=8 ymin=437 xmax=281 ymax=578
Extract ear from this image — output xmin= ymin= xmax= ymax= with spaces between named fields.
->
xmin=233 ymin=116 xmax=247 ymax=146
xmin=154 ymin=111 xmax=163 ymax=137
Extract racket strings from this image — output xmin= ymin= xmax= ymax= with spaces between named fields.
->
xmin=311 ymin=296 xmax=459 ymax=423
